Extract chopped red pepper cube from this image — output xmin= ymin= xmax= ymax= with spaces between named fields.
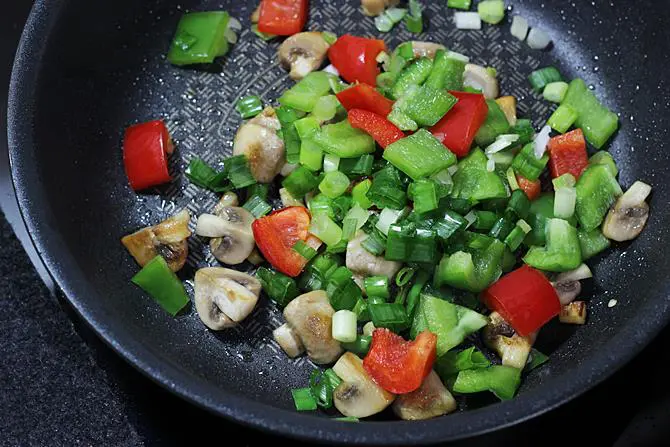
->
xmin=123 ymin=120 xmax=172 ymax=191
xmin=257 ymin=0 xmax=309 ymax=36
xmin=336 ymin=83 xmax=394 ymax=117
xmin=547 ymin=129 xmax=589 ymax=180
xmin=327 ymin=35 xmax=386 ymax=86
xmin=348 ymin=109 xmax=405 ymax=148
xmin=363 ymin=328 xmax=437 ymax=394
xmin=429 ymin=91 xmax=488 ymax=158
xmin=516 ymin=174 xmax=541 ymax=201
xmin=482 ymin=265 xmax=561 ymax=336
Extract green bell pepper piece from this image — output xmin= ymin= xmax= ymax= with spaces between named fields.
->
xmin=411 ymin=293 xmax=488 ymax=356
xmin=396 ymin=85 xmax=458 ymax=127
xmin=383 ymin=129 xmax=457 ymax=180
xmin=435 ymin=238 xmax=505 ymax=292
xmin=392 ymin=57 xmax=434 ymax=99
xmin=562 ymin=78 xmax=619 ymax=149
xmin=451 ymin=149 xmax=508 ymax=201
xmin=131 ymin=256 xmax=189 ymax=316
xmin=575 ymin=164 xmax=623 ymax=231
xmin=313 ymin=120 xmax=375 ymax=158
xmin=474 ymin=100 xmax=510 ymax=147
xmin=168 ymin=12 xmax=232 ymax=66
xmin=453 ymin=365 xmax=522 ymax=400
xmin=578 ymin=228 xmax=611 ymax=260
xmin=435 ymin=346 xmax=491 ymax=381
xmin=425 ymin=50 xmax=450 ymax=90
xmin=589 ymin=151 xmax=619 ymax=178
xmin=276 ymin=106 xmax=303 ymax=164
xmin=279 ymin=72 xmax=333 ymax=113
xmin=523 ymin=218 xmax=582 ymax=272
xmin=443 ymin=57 xmax=466 ymax=91
xmin=512 ymin=142 xmax=549 ymax=181
xmin=523 ymin=193 xmax=577 ymax=247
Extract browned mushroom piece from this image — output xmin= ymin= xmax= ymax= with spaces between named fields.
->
xmin=346 ymin=232 xmax=402 ymax=278
xmin=278 ymin=32 xmax=330 ymax=80
xmin=483 ymin=312 xmax=534 ymax=369
xmin=464 ymin=64 xmax=499 ymax=99
xmin=195 ymin=206 xmax=255 ymax=265
xmin=392 ymin=371 xmax=457 ymax=420
xmin=411 ymin=41 xmax=447 ymax=59
xmin=233 ymin=107 xmax=285 ymax=183
xmin=361 ymin=0 xmax=399 ymax=16
xmin=602 ymin=181 xmax=652 ymax=242
xmin=121 ymin=209 xmax=191 ymax=272
xmin=559 ymin=301 xmax=587 ymax=325
xmin=551 ymin=264 xmax=592 ymax=305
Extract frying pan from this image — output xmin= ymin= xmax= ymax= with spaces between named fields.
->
xmin=7 ymin=0 xmax=670 ymax=443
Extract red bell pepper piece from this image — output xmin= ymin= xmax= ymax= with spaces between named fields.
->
xmin=363 ymin=328 xmax=437 ymax=394
xmin=336 ymin=83 xmax=394 ymax=117
xmin=328 ymin=35 xmax=386 ymax=86
xmin=547 ymin=129 xmax=589 ymax=180
xmin=429 ymin=92 xmax=488 ymax=158
xmin=482 ymin=265 xmax=561 ymax=337
xmin=348 ymin=109 xmax=405 ymax=149
xmin=257 ymin=0 xmax=309 ymax=36
xmin=123 ymin=120 xmax=173 ymax=191
xmin=251 ymin=206 xmax=313 ymax=277
xmin=516 ymin=174 xmax=541 ymax=201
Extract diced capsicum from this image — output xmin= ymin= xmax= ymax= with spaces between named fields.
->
xmin=575 ymin=164 xmax=623 ymax=231
xmin=347 ymin=109 xmax=405 ymax=148
xmin=561 ymin=78 xmax=619 ymax=149
xmin=453 ymin=365 xmax=521 ymax=401
xmin=312 ymin=120 xmax=376 ymax=157
xmin=383 ymin=129 xmax=457 ymax=180
xmin=279 ymin=71 xmax=333 ymax=112
xmin=434 ymin=238 xmax=505 ymax=292
xmin=430 ymin=92 xmax=488 ymax=158
xmin=257 ymin=0 xmax=309 ymax=36
xmin=547 ymin=129 xmax=589 ymax=179
xmin=123 ymin=120 xmax=173 ymax=191
xmin=451 ymin=148 xmax=508 ymax=201
xmin=523 ymin=218 xmax=582 ymax=272
xmin=328 ymin=35 xmax=386 ymax=86
xmin=392 ymin=57 xmax=433 ymax=99
xmin=167 ymin=11 xmax=233 ymax=66
xmin=578 ymin=228 xmax=611 ymax=260
xmin=336 ymin=83 xmax=394 ymax=116
xmin=394 ymin=85 xmax=458 ymax=127
xmin=516 ymin=174 xmax=541 ymax=201
xmin=410 ymin=293 xmax=488 ymax=356
xmin=474 ymin=99 xmax=510 ymax=147
xmin=512 ymin=142 xmax=549 ymax=181
xmin=482 ymin=264 xmax=561 ymax=336
xmin=131 ymin=255 xmax=189 ymax=316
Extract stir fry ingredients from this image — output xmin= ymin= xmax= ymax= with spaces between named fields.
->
xmin=119 ymin=2 xmax=654 ymax=423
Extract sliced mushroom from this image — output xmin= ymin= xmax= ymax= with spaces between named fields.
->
xmin=278 ymin=32 xmax=330 ymax=81
xmin=411 ymin=41 xmax=447 ymax=59
xmin=392 ymin=371 xmax=457 ymax=420
xmin=495 ymin=96 xmax=517 ymax=126
xmin=333 ymin=352 xmax=395 ymax=418
xmin=233 ymin=107 xmax=285 ymax=183
xmin=121 ymin=209 xmax=191 ymax=272
xmin=251 ymin=5 xmax=260 ymax=23
xmin=464 ymin=64 xmax=499 ymax=99
xmin=194 ymin=268 xmax=261 ymax=330
xmin=559 ymin=301 xmax=587 ymax=325
xmin=346 ymin=232 xmax=402 ymax=278
xmin=282 ymin=290 xmax=343 ymax=364
xmin=602 ymin=181 xmax=652 ymax=242
xmin=202 ymin=206 xmax=255 ymax=265
xmin=483 ymin=312 xmax=533 ymax=369
xmin=363 ymin=321 xmax=376 ymax=337
xmin=551 ymin=264 xmax=592 ymax=305
xmin=213 ymin=192 xmax=239 ymax=215
xmin=273 ymin=323 xmax=305 ymax=358
xmin=361 ymin=0 xmax=399 ymax=16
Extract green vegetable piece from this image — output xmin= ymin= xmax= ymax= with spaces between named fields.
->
xmin=562 ymin=78 xmax=619 ymax=149
xmin=405 ymin=0 xmax=424 ymax=33
xmin=523 ymin=218 xmax=582 ymax=272
xmin=257 ymin=267 xmax=300 ymax=307
xmin=383 ymin=129 xmax=456 ymax=180
xmin=411 ymin=293 xmax=488 ymax=356
xmin=398 ymin=85 xmax=458 ymax=127
xmin=435 ymin=239 xmax=505 ymax=292
xmin=543 ymin=81 xmax=569 ymax=103
xmin=243 ymin=195 xmax=272 ymax=218
xmin=326 ymin=266 xmax=361 ymax=310
xmin=575 ymin=164 xmax=623 ymax=231
xmin=300 ymin=139 xmax=324 ymax=172
xmin=408 ymin=179 xmax=439 ymax=214
xmin=312 ymin=95 xmax=339 ymax=122
xmin=443 ymin=57 xmax=466 ymax=91
xmin=313 ymin=120 xmax=375 ymax=158
xmin=366 ymin=165 xmax=408 ymax=210
xmin=185 ymin=157 xmax=229 ymax=192
xmin=387 ymin=108 xmax=418 ymax=131
xmin=292 ymin=387 xmax=318 ymax=411
xmin=525 ymin=348 xmax=549 ymax=372
xmin=478 ymin=0 xmax=505 ymax=24
xmin=475 ymin=100 xmax=511 ymax=147
xmin=447 ymin=0 xmax=472 ymax=10
xmin=425 ymin=50 xmax=449 ymax=90
xmin=168 ymin=12 xmax=231 ymax=66
xmin=352 ymin=179 xmax=373 ymax=209
xmin=512 ymin=142 xmax=549 ymax=181
xmin=369 ymin=302 xmax=409 ymax=332
xmin=235 ymin=95 xmax=263 ymax=119
xmin=319 ymin=171 xmax=350 ymax=198
xmin=523 ymin=193 xmax=576 ymax=247
xmin=435 ymin=346 xmax=491 ymax=381
xmin=341 ymin=335 xmax=372 ymax=356
xmin=528 ymin=67 xmax=562 ymax=92
xmin=547 ymin=103 xmax=578 ymax=134
xmin=589 ymin=151 xmax=619 ymax=177
xmin=131 ymin=256 xmax=189 ymax=316
xmin=282 ymin=166 xmax=322 ymax=198
xmin=578 ymin=228 xmax=611 ymax=260
xmin=510 ymin=119 xmax=535 ymax=146
xmin=224 ymin=155 xmax=256 ymax=189
xmin=392 ymin=57 xmax=433 ymax=99
xmin=279 ymin=72 xmax=333 ymax=113
xmin=276 ymin=106 xmax=303 ymax=164
xmin=453 ymin=366 xmax=521 ymax=400
xmin=452 ymin=148 xmax=508 ymax=201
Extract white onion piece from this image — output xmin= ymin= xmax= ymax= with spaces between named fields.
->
xmin=225 ymin=28 xmax=238 ymax=44
xmin=510 ymin=16 xmax=529 ymax=41
xmin=322 ymin=64 xmax=340 ymax=76
xmin=486 ymin=157 xmax=496 ymax=172
xmin=454 ymin=12 xmax=482 ymax=30
xmin=463 ymin=211 xmax=477 ymax=229
xmin=446 ymin=50 xmax=470 ymax=63
xmin=533 ymin=125 xmax=552 ymax=159
xmin=195 ymin=214 xmax=230 ymax=238
xmin=280 ymin=162 xmax=298 ymax=177
xmin=376 ymin=208 xmax=404 ymax=236
xmin=228 ymin=17 xmax=242 ymax=31
xmin=485 ymin=134 xmax=520 ymax=155
xmin=527 ymin=27 xmax=552 ymax=50
xmin=619 ymin=181 xmax=652 ymax=208
xmin=555 ymin=264 xmax=593 ymax=283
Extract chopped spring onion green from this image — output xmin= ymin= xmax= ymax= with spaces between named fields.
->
xmin=365 ymin=276 xmax=390 ymax=299
xmin=251 ymin=24 xmax=276 ymax=41
xmin=473 ymin=210 xmax=499 ymax=231
xmin=332 ymin=310 xmax=358 ymax=343
xmin=256 ymin=267 xmax=300 ymax=307
xmin=312 ymin=95 xmax=339 ymax=123
xmin=369 ymin=302 xmax=410 ymax=332
xmin=376 ymin=207 xmax=406 ymax=235
xmin=326 ymin=267 xmax=361 ymax=311
xmin=528 ymin=67 xmax=562 ymax=92
xmin=512 ymin=142 xmax=546 ymax=181
xmin=510 ymin=118 xmax=535 ymax=145
xmin=225 ymin=155 xmax=257 ymax=189
xmin=323 ymin=154 xmax=340 ymax=172
xmin=453 ymin=365 xmax=521 ymax=400
xmin=510 ymin=15 xmax=529 ymax=41
xmin=454 ymin=11 xmax=482 ymax=29
xmin=386 ymin=225 xmax=438 ymax=263
xmin=321 ymin=31 xmax=337 ymax=45
xmin=405 ymin=0 xmax=424 ymax=33
xmin=292 ymin=240 xmax=318 ymax=261
xmin=341 ymin=335 xmax=372 ymax=356
xmin=527 ymin=27 xmax=552 ymax=50
xmin=309 ymin=213 xmax=343 ymax=247
xmin=344 ymin=204 xmax=370 ymax=232
xmin=485 ymin=134 xmax=520 ymax=155
xmin=319 ymin=171 xmax=350 ymax=198
xmin=243 ymin=195 xmax=272 ymax=218
xmin=543 ymin=81 xmax=569 ymax=103
xmin=478 ymin=0 xmax=505 ymax=25
xmin=342 ymin=217 xmax=358 ymax=241
xmin=463 ymin=211 xmax=477 ymax=229
xmin=282 ymin=166 xmax=322 ymax=198
xmin=548 ymin=104 xmax=578 ymax=134
xmin=367 ymin=166 xmax=408 ymax=210
xmin=352 ymin=179 xmax=373 ymax=209
xmin=131 ymin=255 xmax=189 ymax=316
xmin=375 ymin=8 xmax=407 ymax=33
xmin=506 ymin=167 xmax=520 ymax=191
xmin=339 ymin=154 xmax=374 ymax=176
xmin=276 ymin=106 xmax=302 ymax=165
xmin=235 ymin=95 xmax=263 ymax=119
xmin=504 ymin=219 xmax=532 ymax=251
xmin=361 ymin=230 xmax=387 ymax=256
xmin=408 ymin=179 xmax=439 ymax=214
xmin=185 ymin=157 xmax=229 ymax=192
xmin=435 ymin=346 xmax=491 ymax=380
xmin=447 ymin=0 xmax=472 ymax=10
xmin=291 ymin=387 xmax=317 ymax=411
xmin=395 ymin=266 xmax=417 ymax=287
xmin=247 ymin=183 xmax=269 ymax=200
xmin=506 ymin=189 xmax=531 ymax=219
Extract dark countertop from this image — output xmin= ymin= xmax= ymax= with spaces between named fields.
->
xmin=2 ymin=2 xmax=670 ymax=446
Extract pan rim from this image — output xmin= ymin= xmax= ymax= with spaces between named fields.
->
xmin=7 ymin=0 xmax=670 ymax=444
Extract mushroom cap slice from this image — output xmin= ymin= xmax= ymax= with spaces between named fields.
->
xmin=602 ymin=181 xmax=652 ymax=242
xmin=283 ymin=290 xmax=343 ymax=364
xmin=273 ymin=323 xmax=306 ymax=358
xmin=333 ymin=352 xmax=395 ymax=418
xmin=392 ymin=371 xmax=457 ymax=420
xmin=483 ymin=312 xmax=533 ymax=369
xmin=464 ymin=64 xmax=499 ymax=99
xmin=361 ymin=0 xmax=399 ymax=16
xmin=233 ymin=122 xmax=285 ymax=183
xmin=411 ymin=41 xmax=447 ymax=59
xmin=194 ymin=267 xmax=260 ymax=329
xmin=213 ymin=192 xmax=239 ymax=215
xmin=248 ymin=106 xmax=282 ymax=132
xmin=206 ymin=206 xmax=255 ymax=265
xmin=346 ymin=232 xmax=402 ymax=278
xmin=121 ymin=209 xmax=191 ymax=272
xmin=278 ymin=32 xmax=330 ymax=81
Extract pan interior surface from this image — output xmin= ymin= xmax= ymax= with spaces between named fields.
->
xmin=8 ymin=0 xmax=670 ymax=443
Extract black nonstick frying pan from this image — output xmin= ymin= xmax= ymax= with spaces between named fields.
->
xmin=7 ymin=0 xmax=670 ymax=444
